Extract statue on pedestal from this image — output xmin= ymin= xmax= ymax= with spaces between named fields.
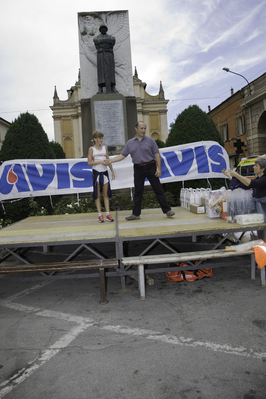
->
xmin=93 ymin=25 xmax=118 ymax=94
xmin=78 ymin=11 xmax=134 ymax=97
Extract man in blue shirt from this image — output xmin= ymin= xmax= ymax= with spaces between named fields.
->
xmin=104 ymin=121 xmax=175 ymax=220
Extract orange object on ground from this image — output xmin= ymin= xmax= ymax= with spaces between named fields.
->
xmin=253 ymin=244 xmax=266 ymax=269
xmin=166 ymin=262 xmax=213 ymax=282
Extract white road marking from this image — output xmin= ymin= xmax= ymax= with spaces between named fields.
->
xmin=0 ymin=283 xmax=265 ymax=398
xmin=3 ymin=281 xmax=53 ymax=302
xmin=0 ymin=323 xmax=90 ymax=398
xmin=101 ymin=325 xmax=266 ymax=360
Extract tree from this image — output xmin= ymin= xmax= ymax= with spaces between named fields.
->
xmin=155 ymin=139 xmax=166 ymax=148
xmin=0 ymin=113 xmax=56 ymax=224
xmin=164 ymin=105 xmax=225 ymax=198
xmin=166 ymin=105 xmax=223 ymax=147
xmin=0 ymin=112 xmax=55 ymax=162
xmin=49 ymin=141 xmax=66 ymax=159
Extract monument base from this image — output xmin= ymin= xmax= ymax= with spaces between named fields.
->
xmin=81 ymin=95 xmax=137 ymax=157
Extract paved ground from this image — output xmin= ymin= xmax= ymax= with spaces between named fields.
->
xmin=0 ymin=238 xmax=266 ymax=399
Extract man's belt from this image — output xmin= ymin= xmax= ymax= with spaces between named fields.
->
xmin=137 ymin=160 xmax=156 ymax=167
xmin=98 ymin=49 xmax=113 ymax=53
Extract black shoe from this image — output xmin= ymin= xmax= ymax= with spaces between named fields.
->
xmin=166 ymin=210 xmax=175 ymax=217
xmin=125 ymin=214 xmax=140 ymax=221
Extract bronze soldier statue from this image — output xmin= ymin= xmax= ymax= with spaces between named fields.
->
xmin=93 ymin=25 xmax=118 ymax=94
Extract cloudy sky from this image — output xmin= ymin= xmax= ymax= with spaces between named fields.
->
xmin=1 ymin=0 xmax=266 ymax=141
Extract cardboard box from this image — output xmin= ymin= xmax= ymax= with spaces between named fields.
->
xmin=235 ymin=214 xmax=264 ymax=225
xmin=190 ymin=203 xmax=205 ymax=214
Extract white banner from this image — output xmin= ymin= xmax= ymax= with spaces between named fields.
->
xmin=0 ymin=141 xmax=229 ymax=201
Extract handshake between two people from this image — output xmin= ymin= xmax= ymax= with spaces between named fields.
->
xmin=103 ymin=159 xmax=112 ymax=166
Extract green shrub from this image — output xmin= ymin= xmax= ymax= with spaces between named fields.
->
xmin=53 ymin=195 xmax=97 ymax=215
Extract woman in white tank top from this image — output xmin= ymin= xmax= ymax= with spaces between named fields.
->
xmin=88 ymin=131 xmax=115 ymax=223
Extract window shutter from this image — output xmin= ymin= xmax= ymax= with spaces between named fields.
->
xmin=241 ymin=115 xmax=245 ymax=134
xmin=224 ymin=124 xmax=228 ymax=141
xmin=235 ymin=118 xmax=239 ymax=136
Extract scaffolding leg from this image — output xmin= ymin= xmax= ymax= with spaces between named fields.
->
xmin=261 ymin=266 xmax=266 ymax=287
xmin=138 ymin=264 xmax=146 ymax=300
xmin=251 ymin=254 xmax=256 ymax=280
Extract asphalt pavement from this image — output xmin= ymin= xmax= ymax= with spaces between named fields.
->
xmin=0 ymin=237 xmax=266 ymax=399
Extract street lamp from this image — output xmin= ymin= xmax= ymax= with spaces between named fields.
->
xmin=222 ymin=68 xmax=251 ymax=95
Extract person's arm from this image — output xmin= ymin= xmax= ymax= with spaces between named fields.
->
xmin=103 ymin=154 xmax=126 ymax=165
xmin=229 ymin=170 xmax=251 ymax=187
xmin=111 ymin=154 xmax=126 ymax=163
xmin=155 ymin=153 xmax=162 ymax=177
xmin=105 ymin=147 xmax=115 ymax=179
xmin=88 ymin=147 xmax=104 ymax=166
xmin=222 ymin=169 xmax=248 ymax=190
xmin=222 ymin=169 xmax=232 ymax=180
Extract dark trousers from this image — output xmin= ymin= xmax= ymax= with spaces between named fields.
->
xmin=133 ymin=163 xmax=171 ymax=216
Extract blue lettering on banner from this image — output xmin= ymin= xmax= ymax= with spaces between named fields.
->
xmin=160 ymin=156 xmax=172 ymax=178
xmin=163 ymin=148 xmax=194 ymax=176
xmin=0 ymin=164 xmax=31 ymax=195
xmin=70 ymin=162 xmax=92 ymax=188
xmin=27 ymin=164 xmax=55 ymax=191
xmin=15 ymin=164 xmax=31 ymax=192
xmin=208 ymin=145 xmax=226 ymax=172
xmin=194 ymin=146 xmax=209 ymax=173
xmin=56 ymin=163 xmax=71 ymax=189
xmin=0 ymin=165 xmax=13 ymax=195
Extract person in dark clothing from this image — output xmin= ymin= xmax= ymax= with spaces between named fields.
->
xmin=104 ymin=121 xmax=175 ymax=220
xmin=223 ymin=157 xmax=266 ymax=238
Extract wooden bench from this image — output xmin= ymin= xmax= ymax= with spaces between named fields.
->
xmin=122 ymin=249 xmax=265 ymax=299
xmin=0 ymin=258 xmax=119 ymax=304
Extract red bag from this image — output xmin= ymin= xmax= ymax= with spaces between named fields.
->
xmin=196 ymin=268 xmax=213 ymax=279
xmin=166 ymin=262 xmax=188 ymax=282
xmin=166 ymin=262 xmax=213 ymax=282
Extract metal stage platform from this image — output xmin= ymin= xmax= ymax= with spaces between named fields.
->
xmin=0 ymin=208 xmax=265 ymax=289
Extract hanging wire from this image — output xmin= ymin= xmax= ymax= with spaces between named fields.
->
xmin=1 ymin=201 xmax=6 ymax=214
xmin=224 ymin=178 xmax=229 ymax=189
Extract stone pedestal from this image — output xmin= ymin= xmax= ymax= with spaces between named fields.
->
xmin=81 ymin=94 xmax=137 ymax=157
xmin=92 ymin=93 xmax=127 ymax=154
